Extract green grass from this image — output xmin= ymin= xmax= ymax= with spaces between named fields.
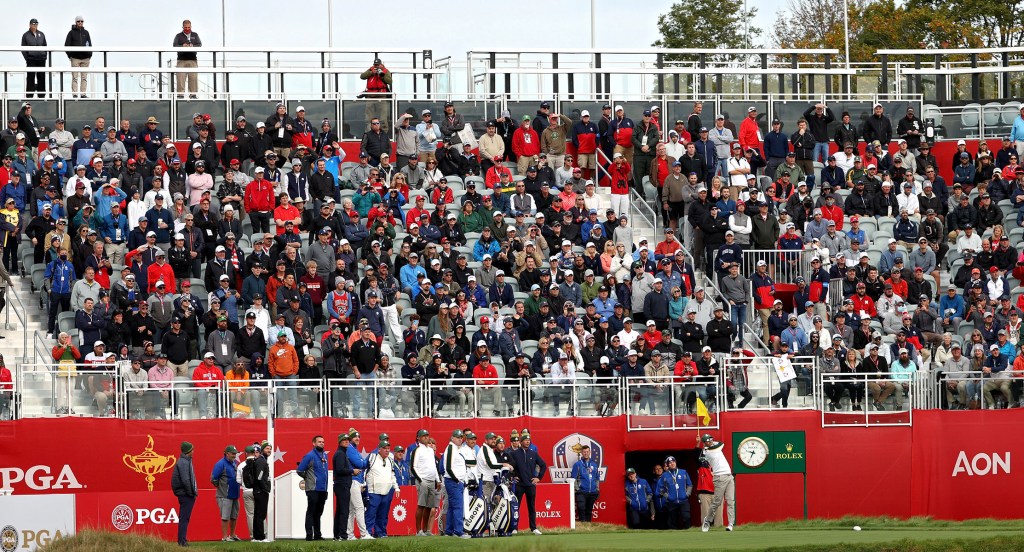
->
xmin=39 ymin=519 xmax=1024 ymax=552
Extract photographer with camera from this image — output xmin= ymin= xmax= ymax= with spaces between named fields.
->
xmin=360 ymin=59 xmax=393 ymax=133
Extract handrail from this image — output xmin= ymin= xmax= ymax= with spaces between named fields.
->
xmin=471 ymin=48 xmax=841 ymax=55
xmin=0 ymin=65 xmax=442 ymax=75
xmin=4 ymin=46 xmax=433 ymax=55
xmin=3 ymin=284 xmax=29 ymax=365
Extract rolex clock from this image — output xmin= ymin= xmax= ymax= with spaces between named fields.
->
xmin=737 ymin=436 xmax=769 ymax=468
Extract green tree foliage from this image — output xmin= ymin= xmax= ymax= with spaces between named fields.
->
xmin=653 ymin=0 xmax=763 ymax=57
xmin=772 ymin=0 xmax=1006 ymax=63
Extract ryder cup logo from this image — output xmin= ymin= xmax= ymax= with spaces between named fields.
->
xmin=549 ymin=433 xmax=607 ymax=483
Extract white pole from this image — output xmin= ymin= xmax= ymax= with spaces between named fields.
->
xmin=590 ymin=0 xmax=596 ymax=49
xmin=266 ymin=387 xmax=276 ymax=541
xmin=327 ymin=0 xmax=334 ymax=93
xmin=221 ymin=0 xmax=226 ymax=47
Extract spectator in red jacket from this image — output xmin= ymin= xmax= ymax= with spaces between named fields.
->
xmin=512 ymin=117 xmax=541 ymax=176
xmin=738 ymin=107 xmax=762 ymax=155
xmin=147 ymin=248 xmax=176 ymax=293
xmin=244 ymin=167 xmax=275 ymax=234
xmin=472 ymin=355 xmax=500 ymax=416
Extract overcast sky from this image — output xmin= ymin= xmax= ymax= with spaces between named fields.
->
xmin=2 ymin=0 xmax=784 ymax=62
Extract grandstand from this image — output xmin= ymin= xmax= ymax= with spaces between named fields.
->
xmin=0 ymin=41 xmax=1021 ymax=425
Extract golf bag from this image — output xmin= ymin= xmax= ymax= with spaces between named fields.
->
xmin=488 ymin=468 xmax=519 ymax=536
xmin=463 ymin=478 xmax=488 ymax=536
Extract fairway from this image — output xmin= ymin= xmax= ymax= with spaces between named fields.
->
xmin=188 ymin=522 xmax=1024 ymax=551
xmin=41 ymin=520 xmax=1024 ymax=552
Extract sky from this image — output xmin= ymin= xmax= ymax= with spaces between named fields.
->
xmin=2 ymin=0 xmax=785 ymax=64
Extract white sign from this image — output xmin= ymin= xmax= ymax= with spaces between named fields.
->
xmin=772 ymin=357 xmax=797 ymax=383
xmin=0 ymin=495 xmax=76 ymax=551
xmin=0 ymin=465 xmax=83 ymax=492
xmin=952 ymin=451 xmax=1011 ymax=477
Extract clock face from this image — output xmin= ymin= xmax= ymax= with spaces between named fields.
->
xmin=738 ymin=437 xmax=769 ymax=468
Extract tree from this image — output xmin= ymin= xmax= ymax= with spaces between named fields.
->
xmin=907 ymin=0 xmax=1024 ymax=49
xmin=772 ymin=0 xmax=994 ymax=63
xmin=653 ymin=0 xmax=763 ymax=59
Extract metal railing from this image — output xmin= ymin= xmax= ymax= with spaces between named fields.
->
xmin=9 ymin=362 xmax=1020 ymax=425
xmin=3 ymin=285 xmax=30 ymax=366
xmin=624 ymin=375 xmax=722 ymax=431
xmin=741 ymin=249 xmax=817 ymax=287
xmin=721 ymin=355 xmax=819 ymax=411
xmin=817 ymin=371 xmax=932 ymax=427
xmin=935 ymin=371 xmax=1024 ymax=411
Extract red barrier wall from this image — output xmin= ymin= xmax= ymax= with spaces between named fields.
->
xmin=2 ymin=409 xmax=1022 ymax=537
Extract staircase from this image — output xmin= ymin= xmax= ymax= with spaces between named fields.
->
xmin=0 ymin=275 xmax=44 ymax=366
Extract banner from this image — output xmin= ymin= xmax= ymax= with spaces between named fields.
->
xmin=76 ymin=491 xmax=234 ymax=542
xmin=0 ymin=495 xmax=75 ymax=551
xmin=910 ymin=409 xmax=1024 ymax=520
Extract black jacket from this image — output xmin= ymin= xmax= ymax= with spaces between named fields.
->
xmin=790 ymin=130 xmax=816 ymax=161
xmin=333 ymin=445 xmax=354 ymax=484
xmin=236 ymin=325 xmax=267 ymax=360
xmin=508 ymin=446 xmax=548 ymax=488
xmin=64 ymin=26 xmax=92 ymax=59
xmin=705 ymin=318 xmax=734 ymax=352
xmin=21 ymin=30 xmax=47 ymax=62
xmin=861 ymin=114 xmax=893 ymax=146
xmin=171 ymin=456 xmax=197 ymax=497
xmin=802 ymin=107 xmax=835 ymax=142
xmin=254 ymin=454 xmax=271 ymax=494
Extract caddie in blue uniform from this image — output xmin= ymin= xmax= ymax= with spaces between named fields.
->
xmin=625 ymin=467 xmax=654 ymax=529
xmin=656 ymin=455 xmax=692 ymax=529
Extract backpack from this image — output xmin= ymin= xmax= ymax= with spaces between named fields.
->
xmin=242 ymin=458 xmax=257 ymax=489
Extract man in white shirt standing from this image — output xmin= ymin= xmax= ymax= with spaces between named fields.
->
xmin=410 ymin=429 xmax=440 ymax=536
xmin=365 ymin=441 xmax=400 ymax=538
xmin=698 ymin=433 xmax=735 ymax=532
xmin=442 ymin=429 xmax=471 ymax=538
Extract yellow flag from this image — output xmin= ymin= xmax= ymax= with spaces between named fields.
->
xmin=695 ymin=397 xmax=712 ymax=426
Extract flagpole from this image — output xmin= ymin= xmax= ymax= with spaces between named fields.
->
xmin=266 ymin=386 xmax=276 ymax=541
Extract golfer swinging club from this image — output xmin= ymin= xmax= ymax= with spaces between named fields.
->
xmin=698 ymin=433 xmax=736 ymax=532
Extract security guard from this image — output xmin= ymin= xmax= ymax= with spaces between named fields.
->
xmin=656 ymin=455 xmax=692 ymax=530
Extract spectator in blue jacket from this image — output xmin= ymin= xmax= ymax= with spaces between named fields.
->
xmin=0 ymin=172 xmax=28 ymax=213
xmin=46 ymin=247 xmax=76 ymax=335
xmin=763 ymin=119 xmax=789 ymax=180
xmin=92 ymin=181 xmax=127 ymax=218
xmin=656 ymin=456 xmax=692 ymax=530
xmin=210 ymin=445 xmax=242 ymax=542
xmin=939 ymin=284 xmax=966 ymax=333
xmin=953 ymin=153 xmax=976 ymax=187
xmin=399 ymin=252 xmax=427 ymax=295
xmin=693 ymin=129 xmax=717 ymax=185
xmin=296 ymin=435 xmax=329 ymax=541
xmin=473 ymin=230 xmax=501 ymax=261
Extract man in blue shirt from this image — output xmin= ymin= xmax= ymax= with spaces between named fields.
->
xmin=210 ymin=444 xmax=241 ymax=542
xmin=45 ymin=245 xmax=75 ymax=336
xmin=656 ymin=455 xmax=693 ymax=530
xmin=296 ymin=435 xmax=329 ymax=541
xmin=571 ymin=445 xmax=601 ymax=522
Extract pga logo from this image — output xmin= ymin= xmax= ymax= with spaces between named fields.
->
xmin=111 ymin=504 xmax=178 ymax=531
xmin=0 ymin=465 xmax=83 ymax=491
